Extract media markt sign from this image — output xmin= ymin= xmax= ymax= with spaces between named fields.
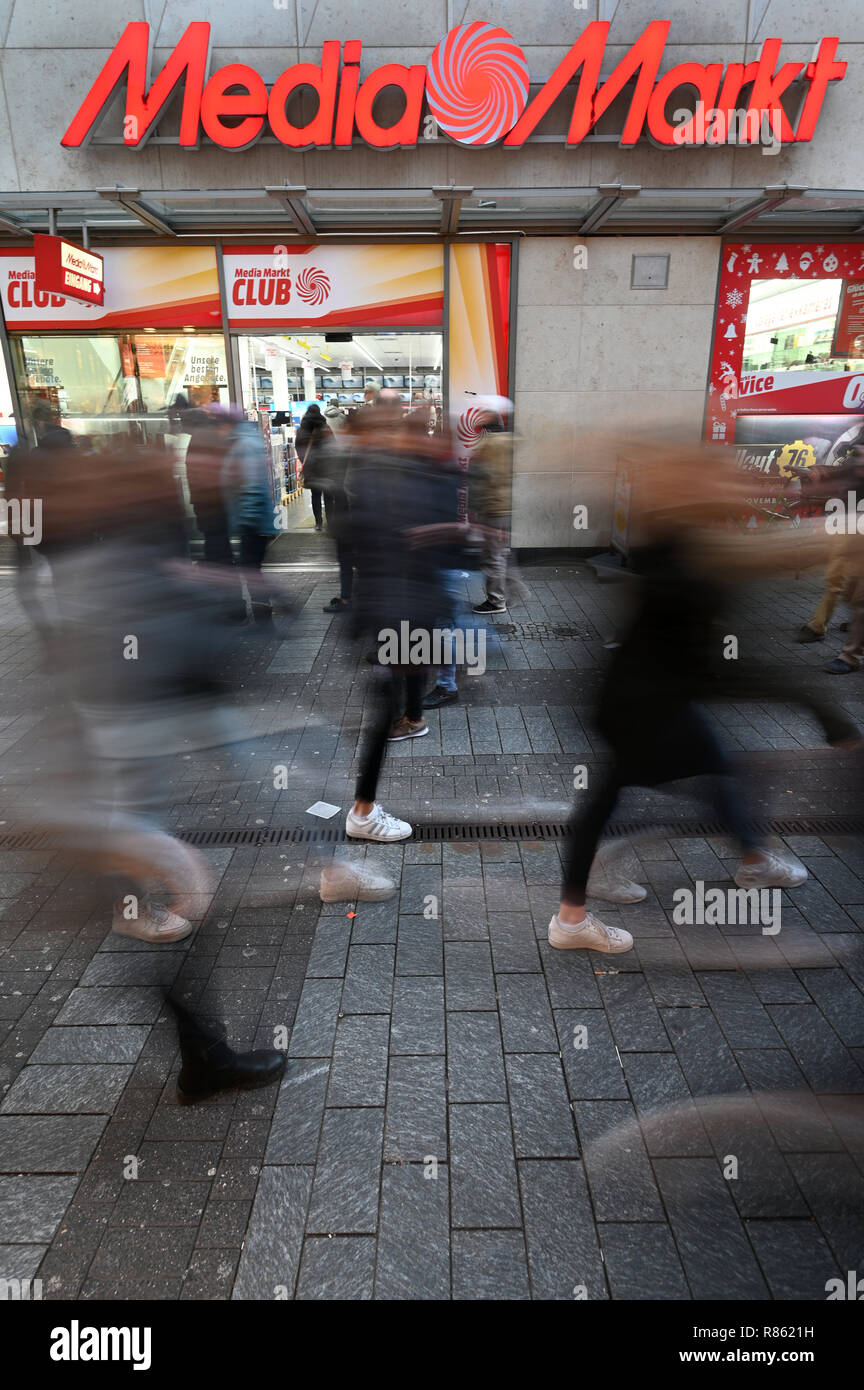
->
xmin=61 ymin=19 xmax=846 ymax=153
xmin=33 ymin=233 xmax=104 ymax=306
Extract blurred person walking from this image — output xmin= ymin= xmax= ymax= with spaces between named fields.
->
xmin=469 ymin=398 xmax=519 ymax=615
xmin=28 ymin=438 xmax=286 ymax=1100
xmin=344 ymin=393 xmax=458 ymax=842
xmin=548 ymin=444 xmax=822 ymax=956
xmin=219 ymin=405 xmax=278 ymax=627
xmin=296 ymin=401 xmax=331 ymax=531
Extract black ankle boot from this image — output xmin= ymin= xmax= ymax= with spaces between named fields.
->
xmin=177 ymin=1033 xmax=286 ymax=1101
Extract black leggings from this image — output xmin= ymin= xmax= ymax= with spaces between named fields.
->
xmin=355 ymin=667 xmax=425 ymax=804
xmin=561 ymin=711 xmax=758 ymax=906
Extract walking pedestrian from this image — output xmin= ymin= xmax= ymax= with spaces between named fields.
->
xmin=296 ymin=402 xmax=331 ymax=531
xmin=549 ymin=445 xmax=820 ymax=955
xmin=344 ymin=394 xmax=457 ymax=842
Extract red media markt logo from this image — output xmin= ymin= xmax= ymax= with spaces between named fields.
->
xmin=296 ymin=267 xmax=331 ymax=306
xmin=426 ymin=22 xmax=529 ymax=146
xmin=61 ymin=21 xmax=847 ymax=153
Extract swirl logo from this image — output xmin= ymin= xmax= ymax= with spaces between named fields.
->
xmin=426 ymin=21 xmax=529 ymax=146
xmin=296 ymin=266 xmax=331 ymax=306
xmin=457 ymin=406 xmax=488 ymax=449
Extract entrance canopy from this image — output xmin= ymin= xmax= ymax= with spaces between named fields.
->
xmin=0 ymin=186 xmax=863 ymax=241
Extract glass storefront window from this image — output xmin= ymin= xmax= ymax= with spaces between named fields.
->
xmin=8 ymin=332 xmax=230 ymax=447
xmin=742 ymin=278 xmax=857 ymax=374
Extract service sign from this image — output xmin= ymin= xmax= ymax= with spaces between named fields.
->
xmin=33 ymin=233 xmax=104 ymax=307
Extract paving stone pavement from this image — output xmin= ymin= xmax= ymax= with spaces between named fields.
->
xmin=0 ymin=543 xmax=863 ymax=1299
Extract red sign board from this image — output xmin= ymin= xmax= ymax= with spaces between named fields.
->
xmin=33 ymin=233 xmax=104 ymax=306
xmin=832 ymin=280 xmax=864 ymax=359
xmin=61 ymin=20 xmax=845 ymax=153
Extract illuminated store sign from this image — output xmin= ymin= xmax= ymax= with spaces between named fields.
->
xmin=61 ymin=19 xmax=845 ymax=152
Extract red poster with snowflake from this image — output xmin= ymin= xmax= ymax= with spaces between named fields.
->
xmin=706 ymin=242 xmax=864 ymax=445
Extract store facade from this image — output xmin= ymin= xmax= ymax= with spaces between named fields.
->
xmin=0 ymin=3 xmax=861 ymax=548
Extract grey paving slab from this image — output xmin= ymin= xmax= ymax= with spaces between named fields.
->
xmin=556 ymin=1009 xmax=628 ymax=1100
xmin=265 ymin=1062 xmax=330 ymax=1165
xmin=745 ymin=1219 xmax=839 ymax=1300
xmin=0 ymin=1244 xmax=47 ymax=1282
xmin=496 ymin=974 xmax=558 ymax=1053
xmin=328 ymin=1015 xmax=390 ymax=1108
xmin=444 ymin=941 xmax=496 ymax=1010
xmin=384 ymin=1056 xmax=447 ymax=1163
xmin=389 ymin=976 xmax=445 ymax=1056
xmin=0 ymin=1064 xmax=132 ymax=1115
xmin=341 ymin=945 xmax=394 ymax=1015
xmin=232 ymin=1166 xmax=313 ymax=1300
xmin=375 ymin=1163 xmax=450 ymax=1301
xmin=287 ymin=978 xmax=342 ymax=1057
xmin=395 ymin=916 xmax=443 ymax=976
xmin=449 ymin=1104 xmax=521 ymax=1230
xmin=599 ymin=1223 xmax=690 ymax=1300
xmin=296 ymin=1236 xmax=376 ymax=1300
xmin=661 ymin=1007 xmax=749 ymax=1095
xmin=518 ymin=1160 xmax=608 ymax=1300
xmin=767 ymin=1004 xmax=864 ymax=1093
xmin=577 ymin=1100 xmax=665 ymax=1220
xmin=447 ymin=1012 xmax=507 ymax=1104
xmin=305 ymin=1108 xmax=384 ymax=1235
xmin=653 ymin=1158 xmax=769 ymax=1300
xmin=505 ymin=1053 xmax=578 ymax=1158
xmin=786 ymin=1152 xmax=864 ymax=1271
xmin=623 ymin=1052 xmax=713 ymax=1157
xmin=0 ymin=1175 xmax=78 ymax=1244
xmin=452 ymin=1231 xmax=530 ymax=1300
xmin=0 ymin=1115 xmax=106 ymax=1173
xmin=29 ymin=1026 xmax=149 ymax=1065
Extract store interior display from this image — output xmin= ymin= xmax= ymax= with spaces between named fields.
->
xmin=742 ymin=278 xmax=860 ymax=374
xmin=236 ymin=331 xmax=444 ymax=505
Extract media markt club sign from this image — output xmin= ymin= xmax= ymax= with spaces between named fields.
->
xmin=62 ymin=19 xmax=846 ymax=152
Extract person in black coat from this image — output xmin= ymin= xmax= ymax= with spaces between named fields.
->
xmin=296 ymin=402 xmax=331 ymax=530
xmin=340 ymin=394 xmax=459 ymax=844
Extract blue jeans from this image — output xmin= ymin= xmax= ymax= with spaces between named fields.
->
xmin=435 ymin=570 xmax=466 ymax=692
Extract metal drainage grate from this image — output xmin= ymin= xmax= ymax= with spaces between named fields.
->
xmin=494 ymin=622 xmax=591 ymax=642
xmin=2 ymin=814 xmax=864 ymax=851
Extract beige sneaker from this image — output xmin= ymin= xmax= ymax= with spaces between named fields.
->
xmin=112 ymin=901 xmax=193 ymax=943
xmin=387 ymin=716 xmax=428 ymax=742
xmin=548 ymin=912 xmax=634 ymax=954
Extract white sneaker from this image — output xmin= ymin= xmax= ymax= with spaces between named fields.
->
xmin=587 ymin=867 xmax=647 ymax=903
xmin=346 ymin=803 xmax=412 ymax=842
xmin=547 ymin=912 xmax=634 ymax=954
xmin=111 ymin=901 xmax=193 ymax=943
xmin=734 ymin=851 xmax=808 ymax=890
xmin=320 ymin=863 xmax=396 ymax=902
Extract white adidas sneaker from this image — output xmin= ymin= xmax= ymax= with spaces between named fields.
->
xmin=111 ymin=901 xmax=193 ymax=943
xmin=548 ymin=912 xmax=634 ymax=954
xmin=346 ymin=803 xmax=412 ymax=842
xmin=320 ymin=862 xmax=397 ymax=902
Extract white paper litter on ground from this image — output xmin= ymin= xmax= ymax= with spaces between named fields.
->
xmin=306 ymin=801 xmax=341 ymax=819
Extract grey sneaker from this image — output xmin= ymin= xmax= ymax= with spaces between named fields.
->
xmin=734 ymin=851 xmax=807 ymax=889
xmin=320 ymin=863 xmax=396 ymax=902
xmin=587 ymin=867 xmax=647 ymax=903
